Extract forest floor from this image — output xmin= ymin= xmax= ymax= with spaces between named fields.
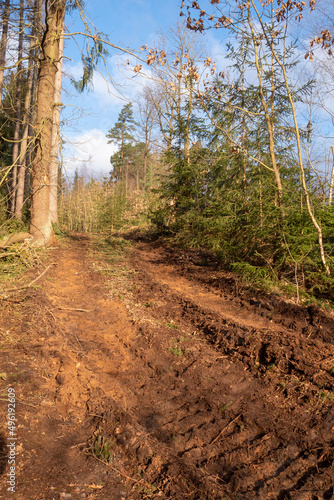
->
xmin=0 ymin=232 xmax=334 ymax=500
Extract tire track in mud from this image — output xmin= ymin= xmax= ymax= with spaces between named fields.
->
xmin=115 ymin=241 xmax=334 ymax=499
xmin=1 ymin=235 xmax=334 ymax=499
xmin=56 ymin=238 xmax=334 ymax=499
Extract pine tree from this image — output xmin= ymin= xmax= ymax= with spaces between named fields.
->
xmin=106 ymin=103 xmax=138 ymax=183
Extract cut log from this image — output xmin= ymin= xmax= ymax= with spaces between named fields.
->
xmin=0 ymin=232 xmax=33 ymax=248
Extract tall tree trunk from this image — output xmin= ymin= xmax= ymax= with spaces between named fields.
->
xmin=248 ymin=6 xmax=284 ymax=216
xmin=241 ymin=10 xmax=247 ymax=200
xmin=49 ymin=15 xmax=64 ymax=223
xmin=24 ymin=0 xmax=43 ymax=201
xmin=250 ymin=0 xmax=329 ymax=274
xmin=0 ymin=0 xmax=10 ymax=103
xmin=30 ymin=0 xmax=66 ymax=245
xmin=184 ymin=78 xmax=193 ymax=164
xmin=329 ymin=145 xmax=334 ymax=206
xmin=10 ymin=0 xmax=24 ymax=214
xmin=15 ymin=62 xmax=33 ymax=220
xmin=15 ymin=0 xmax=40 ymax=219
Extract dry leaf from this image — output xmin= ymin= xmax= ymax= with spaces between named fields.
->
xmin=85 ymin=484 xmax=104 ymax=490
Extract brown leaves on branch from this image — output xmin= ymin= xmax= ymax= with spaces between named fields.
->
xmin=188 ymin=65 xmax=201 ymax=82
xmin=218 ymin=16 xmax=233 ymax=27
xmin=273 ymin=0 xmax=313 ymax=22
xmin=136 ymin=46 xmax=203 ymax=83
xmin=173 ymin=52 xmax=201 ymax=81
xmin=307 ymin=29 xmax=334 ymax=59
xmin=181 ymin=0 xmax=332 ymax=58
xmin=186 ymin=17 xmax=205 ymax=30
xmin=179 ymin=0 xmax=234 ymax=32
xmin=181 ymin=0 xmax=314 ymax=29
xmin=145 ymin=48 xmax=167 ymax=66
xmin=274 ymin=1 xmax=333 ymax=57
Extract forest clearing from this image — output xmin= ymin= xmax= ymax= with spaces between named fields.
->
xmin=0 ymin=232 xmax=334 ymax=499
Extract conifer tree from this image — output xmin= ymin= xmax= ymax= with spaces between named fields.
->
xmin=106 ymin=103 xmax=138 ymax=183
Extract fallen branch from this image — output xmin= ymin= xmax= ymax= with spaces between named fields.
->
xmin=0 ymin=297 xmax=26 ymax=303
xmin=58 ymin=306 xmax=91 ymax=312
xmin=0 ymin=398 xmax=39 ymax=408
xmin=0 ymin=252 xmax=17 ymax=259
xmin=86 ymin=452 xmax=159 ymax=491
xmin=1 ymin=264 xmax=52 ymax=295
xmin=0 ymin=232 xmax=33 ymax=249
xmin=211 ymin=414 xmax=242 ymax=445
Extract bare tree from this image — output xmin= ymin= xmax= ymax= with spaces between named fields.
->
xmin=141 ymin=91 xmax=160 ymax=176
xmin=143 ymin=24 xmax=205 ymax=156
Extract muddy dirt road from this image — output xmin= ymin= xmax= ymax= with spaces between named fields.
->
xmin=1 ymin=233 xmax=334 ymax=499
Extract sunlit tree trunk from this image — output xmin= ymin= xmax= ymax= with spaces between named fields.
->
xmin=329 ymin=146 xmax=334 ymax=206
xmin=250 ymin=0 xmax=329 ymax=275
xmin=15 ymin=0 xmax=40 ymax=219
xmin=49 ymin=16 xmax=64 ymax=223
xmin=10 ymin=0 xmax=24 ymax=214
xmin=138 ymin=92 xmax=156 ymax=188
xmin=241 ymin=10 xmax=247 ymax=200
xmin=15 ymin=59 xmax=33 ymax=220
xmin=184 ymin=74 xmax=193 ymax=164
xmin=247 ymin=7 xmax=284 ymax=217
xmin=30 ymin=0 xmax=66 ymax=245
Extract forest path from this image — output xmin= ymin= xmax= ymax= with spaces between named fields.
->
xmin=0 ymin=233 xmax=334 ymax=499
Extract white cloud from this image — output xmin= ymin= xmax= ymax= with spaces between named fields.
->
xmin=63 ymin=128 xmax=117 ymax=179
xmin=61 ymin=54 xmax=156 ymax=182
xmin=207 ymin=34 xmax=229 ymax=71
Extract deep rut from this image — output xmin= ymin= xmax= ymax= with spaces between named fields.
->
xmin=0 ymin=234 xmax=334 ymax=500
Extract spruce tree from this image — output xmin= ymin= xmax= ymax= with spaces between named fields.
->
xmin=106 ymin=103 xmax=138 ymax=182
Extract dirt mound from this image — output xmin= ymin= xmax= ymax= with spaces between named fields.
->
xmin=0 ymin=234 xmax=334 ymax=499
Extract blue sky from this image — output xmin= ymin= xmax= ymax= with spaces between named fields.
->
xmin=61 ymin=0 xmax=190 ymax=179
xmin=60 ymin=1 xmax=334 ymax=181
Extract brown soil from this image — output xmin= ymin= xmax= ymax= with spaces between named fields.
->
xmin=1 ymin=233 xmax=334 ymax=500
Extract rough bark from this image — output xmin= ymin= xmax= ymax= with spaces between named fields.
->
xmin=30 ymin=0 xmax=66 ymax=245
xmin=0 ymin=0 xmax=10 ymax=103
xmin=10 ymin=0 xmax=24 ymax=214
xmin=15 ymin=0 xmax=40 ymax=220
xmin=49 ymin=15 xmax=64 ymax=223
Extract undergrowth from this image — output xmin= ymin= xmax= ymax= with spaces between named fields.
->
xmin=0 ymin=242 xmax=42 ymax=291
xmin=146 ymin=224 xmax=334 ymax=310
xmin=88 ymin=234 xmax=135 ymax=301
